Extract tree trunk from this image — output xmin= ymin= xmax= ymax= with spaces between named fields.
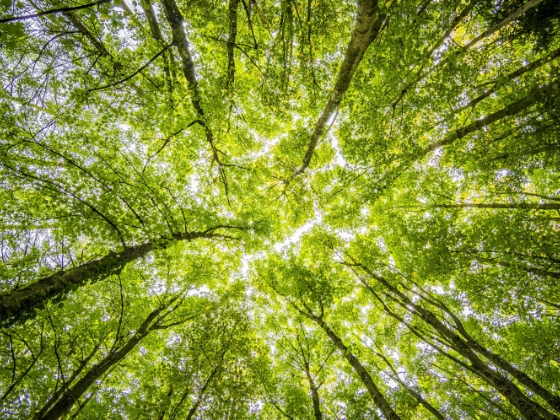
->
xmin=34 ymin=342 xmax=101 ymax=419
xmin=305 ymin=370 xmax=323 ymax=420
xmin=392 ymin=0 xmax=546 ymax=108
xmin=478 ymin=257 xmax=560 ymax=280
xmin=378 ymin=80 xmax=559 ymax=196
xmin=390 ymin=0 xmax=476 ymax=108
xmin=226 ymin=0 xmax=240 ymax=88
xmin=456 ymin=46 xmax=560 ymax=113
xmin=185 ymin=365 xmax=220 ymax=420
xmin=446 ymin=303 xmax=560 ymax=412
xmin=140 ymin=0 xmax=172 ymax=91
xmin=374 ymin=349 xmax=444 ymax=419
xmin=62 ymin=11 xmax=111 ymax=57
xmin=463 ymin=0 xmax=545 ymax=49
xmin=0 ymin=229 xmax=222 ymax=324
xmin=39 ymin=304 xmax=170 ymax=419
xmin=436 ymin=202 xmax=560 ymax=211
xmin=355 ymin=264 xmax=558 ymax=420
xmin=160 ymin=0 xmax=227 ymax=183
xmin=310 ymin=315 xmax=400 ymax=420
xmin=293 ymin=0 xmax=386 ymax=177
xmin=0 ymin=0 xmax=111 ymax=24
xmin=423 ymin=80 xmax=559 ymax=155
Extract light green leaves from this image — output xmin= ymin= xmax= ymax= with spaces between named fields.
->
xmin=0 ymin=0 xmax=559 ymax=418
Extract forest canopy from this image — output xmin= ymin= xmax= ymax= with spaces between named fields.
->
xmin=0 ymin=0 xmax=559 ymax=418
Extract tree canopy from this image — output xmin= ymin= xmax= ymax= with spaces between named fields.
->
xmin=0 ymin=0 xmax=559 ymax=418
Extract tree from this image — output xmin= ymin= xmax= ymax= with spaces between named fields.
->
xmin=1 ymin=0 xmax=559 ymax=418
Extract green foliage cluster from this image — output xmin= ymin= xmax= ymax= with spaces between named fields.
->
xmin=0 ymin=0 xmax=559 ymax=418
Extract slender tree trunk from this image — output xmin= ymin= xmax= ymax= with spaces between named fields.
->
xmin=170 ymin=333 xmax=232 ymax=420
xmin=140 ymin=0 xmax=165 ymax=41
xmin=423 ymin=80 xmax=559 ymax=155
xmin=160 ymin=0 xmax=228 ymax=189
xmin=436 ymin=202 xmax=560 ymax=211
xmin=156 ymin=384 xmax=173 ymax=420
xmin=304 ymin=369 xmax=323 ymax=420
xmin=471 ymin=336 xmax=560 ymax=413
xmin=34 ymin=342 xmax=101 ymax=419
xmin=0 ymin=346 xmax=44 ymax=403
xmin=62 ymin=11 xmax=111 ymax=57
xmin=464 ymin=0 xmax=545 ymax=49
xmin=226 ymin=0 xmax=240 ymax=88
xmin=67 ymin=393 xmax=93 ymax=420
xmin=456 ymin=46 xmax=560 ymax=113
xmin=140 ymin=0 xmax=172 ymax=91
xmin=159 ymin=0 xmax=205 ymax=117
xmin=185 ymin=365 xmax=220 ymax=420
xmin=433 ymin=362 xmax=519 ymax=420
xmin=306 ymin=314 xmax=400 ymax=420
xmin=478 ymin=257 xmax=560 ymax=280
xmin=410 ymin=280 xmax=560 ymax=412
xmin=443 ymin=300 xmax=560 ymax=412
xmin=354 ymin=263 xmax=558 ymax=420
xmin=374 ymin=349 xmax=444 ymax=419
xmin=0 ymin=229 xmax=227 ymax=324
xmin=376 ymin=274 xmax=560 ymax=417
xmin=39 ymin=304 xmax=172 ymax=419
xmin=293 ymin=0 xmax=386 ymax=177
xmin=390 ymin=0 xmax=477 ymax=108
xmin=392 ymin=0 xmax=546 ymax=108
xmin=378 ymin=80 xmax=559 ymax=194
xmin=269 ymin=279 xmax=400 ymax=420
xmin=57 ymin=8 xmax=143 ymax=95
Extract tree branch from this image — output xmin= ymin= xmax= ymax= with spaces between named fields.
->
xmin=0 ymin=0 xmax=111 ymax=24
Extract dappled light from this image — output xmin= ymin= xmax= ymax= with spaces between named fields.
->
xmin=1 ymin=0 xmax=559 ymax=418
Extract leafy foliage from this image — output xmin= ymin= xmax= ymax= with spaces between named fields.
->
xmin=0 ymin=0 xmax=559 ymax=418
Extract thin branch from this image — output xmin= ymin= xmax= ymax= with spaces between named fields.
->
xmin=0 ymin=0 xmax=111 ymax=24
xmin=89 ymin=44 xmax=173 ymax=92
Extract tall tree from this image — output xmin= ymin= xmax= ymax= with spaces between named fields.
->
xmin=1 ymin=0 xmax=559 ymax=418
